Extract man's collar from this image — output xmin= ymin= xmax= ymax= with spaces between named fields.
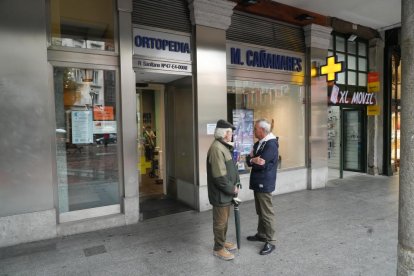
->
xmin=217 ymin=138 xmax=234 ymax=149
xmin=258 ymin=133 xmax=276 ymax=143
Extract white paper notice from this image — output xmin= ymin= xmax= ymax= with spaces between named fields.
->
xmin=71 ymin=111 xmax=93 ymax=144
xmin=207 ymin=124 xmax=216 ymax=135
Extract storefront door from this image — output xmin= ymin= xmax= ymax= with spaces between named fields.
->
xmin=53 ymin=66 xmax=121 ymax=222
xmin=136 ymin=82 xmax=193 ymax=220
xmin=137 ymin=85 xmax=166 ymax=200
xmin=342 ymin=108 xmax=365 ymax=172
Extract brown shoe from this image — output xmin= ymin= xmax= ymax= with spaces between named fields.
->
xmin=213 ymin=248 xmax=235 ymax=261
xmin=224 ymin=242 xmax=237 ymax=252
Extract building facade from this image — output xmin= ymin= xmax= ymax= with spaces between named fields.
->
xmin=0 ymin=0 xmax=386 ymax=247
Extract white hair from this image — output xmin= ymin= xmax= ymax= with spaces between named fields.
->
xmin=256 ymin=119 xmax=271 ymax=134
xmin=214 ymin=128 xmax=232 ymax=139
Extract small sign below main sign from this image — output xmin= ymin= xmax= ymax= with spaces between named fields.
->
xmin=367 ymin=105 xmax=381 ymax=116
xmin=368 ymin=72 xmax=380 ymax=93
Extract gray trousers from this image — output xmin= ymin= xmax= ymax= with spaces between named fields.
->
xmin=254 ymin=192 xmax=276 ymax=244
xmin=212 ymin=205 xmax=230 ymax=251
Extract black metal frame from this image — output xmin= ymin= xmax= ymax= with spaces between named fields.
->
xmin=341 ymin=106 xmax=367 ymax=173
xmin=383 ymin=28 xmax=400 ymax=176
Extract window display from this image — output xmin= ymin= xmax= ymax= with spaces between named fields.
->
xmin=232 ymin=109 xmax=254 ymax=172
xmin=228 ymin=80 xmax=305 ymax=171
xmin=54 ymin=67 xmax=119 ymax=214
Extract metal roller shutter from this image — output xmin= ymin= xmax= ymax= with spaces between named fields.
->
xmin=132 ymin=0 xmax=191 ymax=33
xmin=227 ymin=12 xmax=305 ymax=53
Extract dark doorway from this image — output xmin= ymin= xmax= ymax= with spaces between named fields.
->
xmin=342 ymin=108 xmax=365 ymax=172
xmin=136 ymin=82 xmax=193 ymax=220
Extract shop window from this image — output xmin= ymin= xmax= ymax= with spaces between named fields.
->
xmin=348 ymin=55 xmax=356 ymax=70
xmin=227 ymin=80 xmax=305 ymax=172
xmin=50 ymin=0 xmax=115 ymax=51
xmin=329 ymin=34 xmax=368 ymax=91
xmin=53 ymin=67 xmax=120 ymax=215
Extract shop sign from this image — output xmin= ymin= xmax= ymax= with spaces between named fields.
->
xmin=227 ymin=43 xmax=303 ymax=73
xmin=320 ymin=56 xmax=344 ymax=82
xmin=329 ymin=84 xmax=376 ymax=106
xmin=368 ymin=72 xmax=380 ymax=92
xmin=133 ymin=27 xmax=191 ymax=62
xmin=367 ymin=105 xmax=381 ymax=116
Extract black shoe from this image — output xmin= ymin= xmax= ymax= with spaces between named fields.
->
xmin=260 ymin=242 xmax=276 ymax=255
xmin=246 ymin=234 xmax=266 ymax=242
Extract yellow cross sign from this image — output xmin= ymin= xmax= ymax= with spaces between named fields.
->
xmin=320 ymin=56 xmax=344 ymax=82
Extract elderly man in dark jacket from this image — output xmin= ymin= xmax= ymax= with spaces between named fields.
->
xmin=207 ymin=119 xmax=240 ymax=261
xmin=246 ymin=118 xmax=279 ymax=255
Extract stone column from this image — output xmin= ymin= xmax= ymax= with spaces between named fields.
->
xmin=367 ymin=38 xmax=385 ymax=175
xmin=187 ymin=0 xmax=236 ymax=211
xmin=303 ymin=24 xmax=332 ymax=189
xmin=118 ymin=0 xmax=139 ymax=224
xmin=398 ymin=0 xmax=414 ymax=274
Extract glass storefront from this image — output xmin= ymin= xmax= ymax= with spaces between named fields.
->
xmin=328 ymin=34 xmax=369 ymax=175
xmin=50 ymin=0 xmax=115 ymax=51
xmin=227 ymin=80 xmax=305 ymax=171
xmin=343 ymin=109 xmax=363 ymax=171
xmin=53 ymin=67 xmax=120 ymax=217
xmin=391 ymin=55 xmax=401 ymax=171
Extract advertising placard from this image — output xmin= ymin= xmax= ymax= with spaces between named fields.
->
xmin=232 ymin=109 xmax=254 ymax=172
xmin=368 ymin=72 xmax=380 ymax=93
xmin=93 ymin=121 xmax=117 ymax=134
xmin=93 ymin=106 xmax=114 ymax=121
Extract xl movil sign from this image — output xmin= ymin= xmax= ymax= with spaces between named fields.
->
xmin=329 ymin=84 xmax=376 ymax=106
xmin=133 ymin=27 xmax=192 ymax=74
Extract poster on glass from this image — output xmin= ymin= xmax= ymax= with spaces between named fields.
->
xmin=232 ymin=109 xmax=254 ymax=172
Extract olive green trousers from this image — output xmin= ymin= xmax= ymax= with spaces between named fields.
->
xmin=254 ymin=192 xmax=276 ymax=244
xmin=212 ymin=205 xmax=230 ymax=251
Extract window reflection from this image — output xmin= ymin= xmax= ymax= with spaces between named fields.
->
xmin=50 ymin=0 xmax=115 ymax=51
xmin=227 ymin=80 xmax=305 ymax=171
xmin=54 ymin=67 xmax=119 ymax=213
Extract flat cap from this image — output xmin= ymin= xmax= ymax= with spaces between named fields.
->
xmin=216 ymin=119 xmax=236 ymax=130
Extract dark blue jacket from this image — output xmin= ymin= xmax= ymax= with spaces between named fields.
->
xmin=246 ymin=136 xmax=279 ymax=193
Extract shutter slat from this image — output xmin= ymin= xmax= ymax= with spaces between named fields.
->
xmin=227 ymin=12 xmax=305 ymax=53
xmin=132 ymin=0 xmax=191 ymax=33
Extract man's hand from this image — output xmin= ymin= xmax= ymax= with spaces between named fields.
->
xmin=234 ymin=186 xmax=240 ymax=194
xmin=252 ymin=156 xmax=265 ymax=165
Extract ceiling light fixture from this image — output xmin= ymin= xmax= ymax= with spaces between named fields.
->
xmin=295 ymin=13 xmax=315 ymax=21
xmin=240 ymin=0 xmax=258 ymax=5
xmin=348 ymin=34 xmax=358 ymax=42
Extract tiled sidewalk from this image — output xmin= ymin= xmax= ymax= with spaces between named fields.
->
xmin=0 ymin=174 xmax=398 ymax=276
